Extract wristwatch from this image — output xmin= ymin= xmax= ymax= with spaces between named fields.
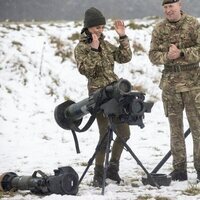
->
xmin=180 ymin=51 xmax=185 ymax=57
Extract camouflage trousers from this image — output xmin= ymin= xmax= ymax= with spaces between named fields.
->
xmin=162 ymin=89 xmax=200 ymax=171
xmin=95 ymin=112 xmax=130 ymax=166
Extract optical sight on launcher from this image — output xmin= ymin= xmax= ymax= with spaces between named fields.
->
xmin=0 ymin=166 xmax=79 ymax=195
xmin=54 ymin=78 xmax=153 ymax=131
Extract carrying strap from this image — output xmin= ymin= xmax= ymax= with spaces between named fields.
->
xmin=70 ymin=90 xmax=104 ymax=154
xmin=71 ymin=112 xmax=96 ymax=154
xmin=32 ymin=170 xmax=48 ymax=179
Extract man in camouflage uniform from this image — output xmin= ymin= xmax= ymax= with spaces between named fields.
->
xmin=74 ymin=7 xmax=132 ymax=187
xmin=149 ymin=0 xmax=200 ymax=181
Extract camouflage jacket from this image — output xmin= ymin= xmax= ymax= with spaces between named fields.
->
xmin=149 ymin=13 xmax=200 ymax=92
xmin=74 ymin=33 xmax=132 ymax=93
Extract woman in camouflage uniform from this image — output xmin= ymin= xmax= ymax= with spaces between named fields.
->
xmin=149 ymin=0 xmax=200 ymax=182
xmin=74 ymin=7 xmax=132 ymax=187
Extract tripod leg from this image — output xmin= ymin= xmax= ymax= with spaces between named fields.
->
xmin=78 ymin=132 xmax=109 ymax=185
xmin=112 ymin=125 xmax=160 ymax=188
xmin=101 ymin=125 xmax=113 ymax=195
xmin=116 ymin=134 xmax=160 ymax=189
xmin=151 ymin=128 xmax=191 ymax=174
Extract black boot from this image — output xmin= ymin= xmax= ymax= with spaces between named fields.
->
xmin=106 ymin=161 xmax=121 ymax=183
xmin=170 ymin=169 xmax=188 ymax=181
xmin=93 ymin=165 xmax=106 ymax=188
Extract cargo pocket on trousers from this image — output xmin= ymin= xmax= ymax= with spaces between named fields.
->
xmin=195 ymin=91 xmax=200 ymax=115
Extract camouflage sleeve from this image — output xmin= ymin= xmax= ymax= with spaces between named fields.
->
xmin=149 ymin=27 xmax=169 ymax=65
xmin=181 ymin=18 xmax=200 ymax=63
xmin=109 ymin=36 xmax=132 ymax=63
xmin=149 ymin=17 xmax=200 ymax=65
xmin=74 ymin=42 xmax=103 ymax=78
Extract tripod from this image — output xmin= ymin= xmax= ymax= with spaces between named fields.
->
xmin=78 ymin=114 xmax=160 ymax=195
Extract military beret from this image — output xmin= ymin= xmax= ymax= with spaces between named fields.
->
xmin=162 ymin=0 xmax=179 ymax=6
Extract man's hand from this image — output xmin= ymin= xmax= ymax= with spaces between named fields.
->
xmin=114 ymin=20 xmax=126 ymax=37
xmin=167 ymin=44 xmax=181 ymax=60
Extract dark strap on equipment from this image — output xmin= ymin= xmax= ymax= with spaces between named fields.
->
xmin=71 ymin=113 xmax=96 ymax=154
xmin=70 ymin=89 xmax=104 ymax=154
xmin=32 ymin=170 xmax=48 ymax=179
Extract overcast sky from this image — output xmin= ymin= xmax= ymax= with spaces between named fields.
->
xmin=0 ymin=0 xmax=199 ymax=21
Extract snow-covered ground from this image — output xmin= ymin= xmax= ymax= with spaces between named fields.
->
xmin=0 ymin=18 xmax=199 ymax=200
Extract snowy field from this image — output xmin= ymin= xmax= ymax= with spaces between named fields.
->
xmin=0 ymin=18 xmax=200 ymax=200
